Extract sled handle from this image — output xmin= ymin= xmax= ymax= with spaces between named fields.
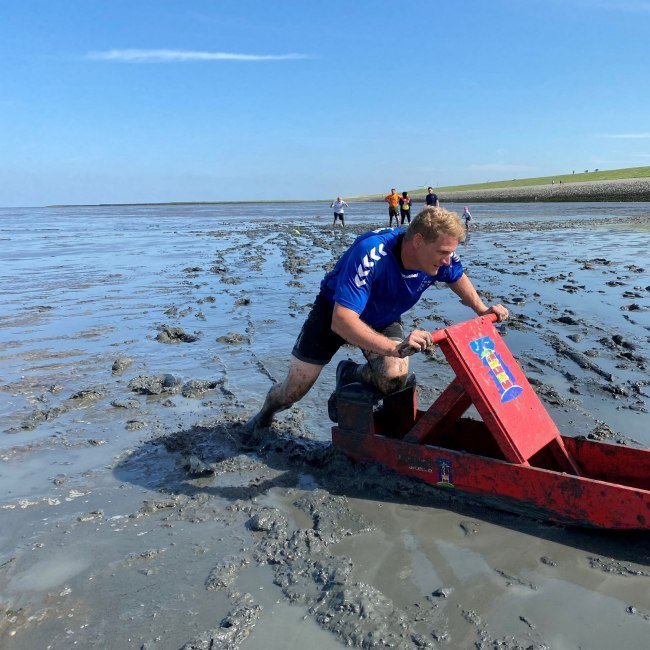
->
xmin=430 ymin=313 xmax=498 ymax=345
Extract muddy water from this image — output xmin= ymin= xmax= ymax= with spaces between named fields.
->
xmin=0 ymin=202 xmax=649 ymax=649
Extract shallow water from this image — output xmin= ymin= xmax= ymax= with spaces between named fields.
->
xmin=0 ymin=201 xmax=649 ymax=648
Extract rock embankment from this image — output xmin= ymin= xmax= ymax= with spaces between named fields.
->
xmin=411 ymin=177 xmax=650 ymax=203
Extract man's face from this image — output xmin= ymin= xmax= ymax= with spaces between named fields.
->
xmin=415 ymin=233 xmax=458 ymax=275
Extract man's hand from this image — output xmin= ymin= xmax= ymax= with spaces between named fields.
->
xmin=482 ymin=304 xmax=509 ymax=322
xmin=394 ymin=329 xmax=433 ymax=358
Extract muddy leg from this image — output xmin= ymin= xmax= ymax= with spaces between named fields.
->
xmin=352 ymin=350 xmax=409 ymax=395
xmin=246 ymin=357 xmax=324 ymax=432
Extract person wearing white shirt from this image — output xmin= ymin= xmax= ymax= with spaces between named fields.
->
xmin=330 ymin=196 xmax=349 ymax=228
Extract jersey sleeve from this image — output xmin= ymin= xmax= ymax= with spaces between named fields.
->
xmin=333 ymin=239 xmax=384 ymax=314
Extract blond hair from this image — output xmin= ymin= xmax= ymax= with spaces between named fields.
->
xmin=404 ymin=206 xmax=466 ymax=243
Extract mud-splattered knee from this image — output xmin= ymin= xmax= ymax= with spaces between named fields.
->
xmin=373 ymin=372 xmax=408 ymax=395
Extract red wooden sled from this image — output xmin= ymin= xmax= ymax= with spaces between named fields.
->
xmin=331 ymin=315 xmax=650 ymax=529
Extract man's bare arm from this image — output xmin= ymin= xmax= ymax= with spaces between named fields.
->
xmin=448 ymin=273 xmax=509 ymax=321
xmin=331 ymin=304 xmax=432 ymax=357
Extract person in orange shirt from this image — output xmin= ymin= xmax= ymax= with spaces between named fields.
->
xmin=384 ymin=188 xmax=401 ymax=227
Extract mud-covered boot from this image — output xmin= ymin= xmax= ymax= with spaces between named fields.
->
xmin=328 ymin=359 xmax=360 ymax=422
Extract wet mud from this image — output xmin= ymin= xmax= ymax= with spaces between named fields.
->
xmin=1 ymin=202 xmax=649 ymax=649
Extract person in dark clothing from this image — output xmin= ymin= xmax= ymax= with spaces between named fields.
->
xmin=399 ymin=191 xmax=412 ymax=225
xmin=425 ymin=187 xmax=439 ymax=207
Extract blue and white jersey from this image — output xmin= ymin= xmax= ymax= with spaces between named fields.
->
xmin=320 ymin=228 xmax=464 ymax=329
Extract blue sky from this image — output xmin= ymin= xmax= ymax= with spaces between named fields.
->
xmin=1 ymin=0 xmax=649 ymax=206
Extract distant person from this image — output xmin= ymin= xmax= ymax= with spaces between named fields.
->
xmin=425 ymin=187 xmax=439 ymax=207
xmin=462 ymin=206 xmax=472 ymax=231
xmin=384 ymin=188 xmax=401 ymax=227
xmin=399 ymin=191 xmax=413 ymax=225
xmin=330 ymin=196 xmax=349 ymax=228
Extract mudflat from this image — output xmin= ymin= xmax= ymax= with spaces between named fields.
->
xmin=0 ymin=202 xmax=649 ymax=649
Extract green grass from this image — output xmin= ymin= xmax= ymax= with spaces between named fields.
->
xmin=356 ymin=166 xmax=650 ymax=199
xmin=429 ymin=166 xmax=650 ymax=193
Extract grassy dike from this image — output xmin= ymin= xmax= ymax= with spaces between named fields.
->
xmin=48 ymin=166 xmax=650 ymax=208
xmin=358 ymin=166 xmax=650 ymax=203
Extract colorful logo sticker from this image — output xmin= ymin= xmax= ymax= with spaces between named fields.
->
xmin=436 ymin=458 xmax=454 ymax=487
xmin=470 ymin=336 xmax=523 ymax=403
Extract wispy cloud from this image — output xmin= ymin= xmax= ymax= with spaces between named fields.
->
xmin=585 ymin=0 xmax=650 ymax=13
xmin=538 ymin=0 xmax=650 ymax=14
xmin=596 ymin=132 xmax=650 ymax=139
xmin=86 ymin=49 xmax=308 ymax=63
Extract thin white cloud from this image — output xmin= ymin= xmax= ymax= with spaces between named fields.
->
xmin=597 ymin=132 xmax=650 ymax=139
xmin=585 ymin=0 xmax=650 ymax=12
xmin=86 ymin=49 xmax=307 ymax=63
xmin=537 ymin=0 xmax=650 ymax=13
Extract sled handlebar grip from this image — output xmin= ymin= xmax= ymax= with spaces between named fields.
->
xmin=430 ymin=313 xmax=498 ymax=346
xmin=430 ymin=329 xmax=448 ymax=345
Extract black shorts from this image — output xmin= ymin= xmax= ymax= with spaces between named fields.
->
xmin=333 ymin=212 xmax=344 ymax=221
xmin=291 ymin=293 xmax=404 ymax=365
xmin=388 ymin=206 xmax=399 ymax=217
